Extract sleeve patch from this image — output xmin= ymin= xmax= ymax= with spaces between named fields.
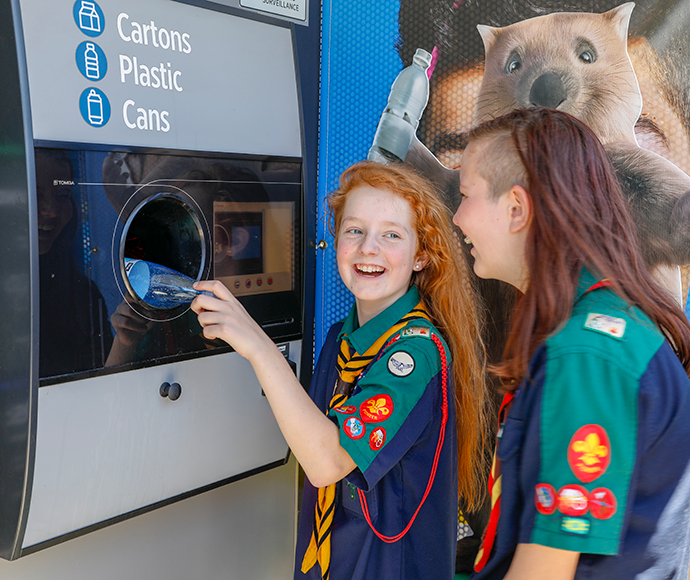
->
xmin=343 ymin=417 xmax=365 ymax=440
xmin=535 ymin=483 xmax=558 ymax=515
xmin=583 ymin=313 xmax=626 ymax=339
xmin=561 ymin=517 xmax=591 ymax=536
xmin=400 ymin=326 xmax=431 ymax=339
xmin=369 ymin=427 xmax=386 ymax=451
xmin=360 ymin=394 xmax=394 ymax=423
xmin=387 ymin=351 xmax=415 ymax=376
xmin=333 ymin=405 xmax=357 ymax=415
xmin=568 ymin=424 xmax=611 ymax=483
xmin=557 ymin=484 xmax=590 ymax=516
xmin=590 ymin=488 xmax=617 ymax=520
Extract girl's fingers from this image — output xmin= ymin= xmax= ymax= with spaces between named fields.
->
xmin=191 ymin=280 xmax=239 ymax=314
xmin=196 ymin=310 xmax=227 ymax=328
xmin=194 ymin=279 xmax=233 ymax=300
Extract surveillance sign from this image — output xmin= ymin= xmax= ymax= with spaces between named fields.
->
xmin=239 ymin=0 xmax=306 ymax=22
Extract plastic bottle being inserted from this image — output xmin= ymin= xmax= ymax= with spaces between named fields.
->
xmin=368 ymin=48 xmax=432 ymax=164
xmin=125 ymin=258 xmax=212 ymax=310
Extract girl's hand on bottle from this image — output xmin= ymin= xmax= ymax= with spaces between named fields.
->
xmin=191 ymin=280 xmax=272 ymax=361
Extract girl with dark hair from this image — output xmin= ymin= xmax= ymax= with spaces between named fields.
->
xmin=453 ymin=106 xmax=690 ymax=579
xmin=192 ymin=161 xmax=489 ymax=580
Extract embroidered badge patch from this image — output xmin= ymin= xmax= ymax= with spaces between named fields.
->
xmin=360 ymin=394 xmax=394 ymax=423
xmin=535 ymin=483 xmax=558 ymax=515
xmin=568 ymin=424 xmax=611 ymax=483
xmin=333 ymin=405 xmax=357 ymax=415
xmin=561 ymin=517 xmax=590 ymax=536
xmin=590 ymin=487 xmax=617 ymax=520
xmin=557 ymin=484 xmax=590 ymax=516
xmin=401 ymin=326 xmax=431 ymax=339
xmin=387 ymin=351 xmax=415 ymax=377
xmin=584 ymin=313 xmax=627 ymax=339
xmin=369 ymin=427 xmax=386 ymax=451
xmin=343 ymin=417 xmax=365 ymax=440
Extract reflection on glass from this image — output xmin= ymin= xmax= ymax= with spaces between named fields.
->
xmin=213 ymin=211 xmax=264 ymax=276
xmin=36 ymin=149 xmax=113 ymax=378
xmin=37 ymin=148 xmax=301 ymax=382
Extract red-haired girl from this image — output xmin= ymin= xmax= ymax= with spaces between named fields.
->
xmin=192 ymin=160 xmax=488 ymax=580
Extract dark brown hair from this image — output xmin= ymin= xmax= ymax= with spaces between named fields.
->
xmin=465 ymin=107 xmax=690 ymax=386
xmin=328 ymin=160 xmax=489 ymax=509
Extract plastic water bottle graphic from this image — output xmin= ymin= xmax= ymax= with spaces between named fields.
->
xmin=77 ymin=41 xmax=107 ymax=81
xmin=87 ymin=89 xmax=103 ymax=125
xmin=125 ymin=259 xmax=211 ymax=310
xmin=84 ymin=43 xmax=100 ymax=79
xmin=368 ymin=48 xmax=432 ymax=163
xmin=79 ymin=1 xmax=101 ymax=33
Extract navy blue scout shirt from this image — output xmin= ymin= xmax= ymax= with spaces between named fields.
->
xmin=472 ymin=271 xmax=690 ymax=579
xmin=295 ymin=286 xmax=458 ymax=580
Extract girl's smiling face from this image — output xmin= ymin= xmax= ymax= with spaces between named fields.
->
xmin=336 ymin=185 xmax=425 ymax=325
xmin=453 ymin=140 xmax=531 ymax=292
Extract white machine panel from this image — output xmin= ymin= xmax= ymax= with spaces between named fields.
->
xmin=24 ymin=342 xmax=298 ymax=548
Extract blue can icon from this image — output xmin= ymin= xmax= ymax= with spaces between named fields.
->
xmin=79 ymin=87 xmax=111 ymax=127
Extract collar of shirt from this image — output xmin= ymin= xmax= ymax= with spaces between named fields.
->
xmin=337 ymin=285 xmax=421 ymax=355
xmin=574 ymin=267 xmax=603 ymax=304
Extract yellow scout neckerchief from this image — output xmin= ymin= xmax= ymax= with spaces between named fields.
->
xmin=301 ymin=301 xmax=431 ymax=580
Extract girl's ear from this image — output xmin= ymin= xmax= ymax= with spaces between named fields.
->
xmin=414 ymin=251 xmax=429 ymax=271
xmin=507 ymin=185 xmax=532 ymax=233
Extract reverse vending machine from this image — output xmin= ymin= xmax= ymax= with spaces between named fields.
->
xmin=0 ymin=0 xmax=318 ymax=561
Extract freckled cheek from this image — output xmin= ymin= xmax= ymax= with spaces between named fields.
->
xmin=336 ymin=243 xmax=356 ymax=269
xmin=390 ymin=250 xmax=413 ymax=270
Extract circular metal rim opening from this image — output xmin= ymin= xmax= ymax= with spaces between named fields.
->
xmin=119 ymin=192 xmax=207 ymax=313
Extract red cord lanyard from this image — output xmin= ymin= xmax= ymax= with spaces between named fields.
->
xmin=584 ymin=279 xmax=613 ymax=294
xmin=357 ymin=332 xmax=449 ymax=543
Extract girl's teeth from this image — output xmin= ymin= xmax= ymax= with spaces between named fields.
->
xmin=358 ymin=265 xmax=383 ymax=273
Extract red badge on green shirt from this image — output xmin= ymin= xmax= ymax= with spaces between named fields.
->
xmin=568 ymin=424 xmax=611 ymax=483
xmin=360 ymin=394 xmax=394 ymax=423
xmin=557 ymin=484 xmax=590 ymax=516
xmin=369 ymin=427 xmax=386 ymax=451
xmin=343 ymin=417 xmax=365 ymax=440
xmin=590 ymin=488 xmax=617 ymax=519
xmin=535 ymin=483 xmax=558 ymax=515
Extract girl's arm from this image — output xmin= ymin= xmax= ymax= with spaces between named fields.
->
xmin=191 ymin=280 xmax=356 ymax=488
xmin=504 ymin=544 xmax=579 ymax=580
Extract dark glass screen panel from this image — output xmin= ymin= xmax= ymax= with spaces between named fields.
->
xmin=35 ymin=147 xmax=302 ymax=384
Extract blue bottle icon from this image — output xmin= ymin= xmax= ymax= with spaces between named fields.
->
xmin=76 ymin=41 xmax=107 ymax=81
xmin=84 ymin=43 xmax=99 ymax=78
xmin=125 ymin=259 xmax=211 ymax=310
